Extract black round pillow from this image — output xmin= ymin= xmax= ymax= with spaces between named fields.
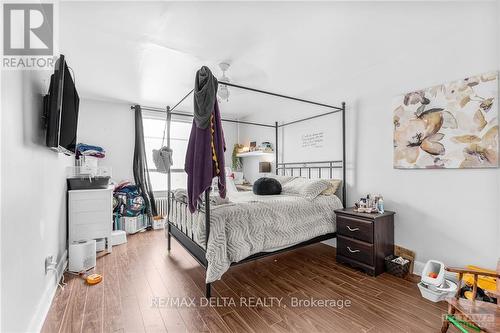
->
xmin=253 ymin=177 xmax=282 ymax=195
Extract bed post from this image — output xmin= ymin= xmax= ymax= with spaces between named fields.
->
xmin=275 ymin=121 xmax=279 ymax=175
xmin=341 ymin=102 xmax=347 ymax=207
xmin=166 ymin=106 xmax=172 ymax=252
xmin=205 ymin=188 xmax=211 ymax=298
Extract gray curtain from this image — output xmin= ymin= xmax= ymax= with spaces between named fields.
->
xmin=133 ymin=105 xmax=157 ymax=221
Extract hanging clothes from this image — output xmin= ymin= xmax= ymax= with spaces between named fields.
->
xmin=152 ymin=146 xmax=173 ymax=173
xmin=185 ymin=66 xmax=226 ymax=213
xmin=152 ymin=105 xmax=173 ymax=174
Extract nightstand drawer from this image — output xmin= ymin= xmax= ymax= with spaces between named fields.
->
xmin=337 ymin=215 xmax=373 ymax=243
xmin=337 ymin=236 xmax=374 ymax=266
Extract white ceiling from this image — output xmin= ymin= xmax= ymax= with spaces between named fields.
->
xmin=58 ymin=1 xmax=364 ymax=119
xmin=59 ymin=1 xmax=497 ymax=120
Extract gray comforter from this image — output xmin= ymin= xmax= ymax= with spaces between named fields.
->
xmin=190 ymin=192 xmax=343 ymax=283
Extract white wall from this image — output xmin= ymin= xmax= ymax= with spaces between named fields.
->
xmin=243 ymin=1 xmax=499 ymax=271
xmin=78 ymin=98 xmax=135 ymax=182
xmin=1 ymin=71 xmax=73 ymax=332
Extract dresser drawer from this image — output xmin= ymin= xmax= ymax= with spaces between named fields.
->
xmin=337 ymin=215 xmax=373 ymax=243
xmin=337 ymin=235 xmax=374 ymax=266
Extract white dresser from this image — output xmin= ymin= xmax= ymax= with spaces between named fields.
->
xmin=68 ymin=188 xmax=113 ymax=253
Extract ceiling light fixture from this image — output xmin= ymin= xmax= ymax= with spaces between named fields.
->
xmin=218 ymin=62 xmax=230 ymax=102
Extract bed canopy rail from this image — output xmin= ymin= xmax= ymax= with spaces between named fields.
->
xmin=132 ymin=77 xmax=346 ymax=298
xmin=134 ymin=105 xmax=275 ymax=128
xmin=134 ymin=80 xmax=342 ymax=113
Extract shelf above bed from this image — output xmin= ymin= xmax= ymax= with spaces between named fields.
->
xmin=236 ymin=151 xmax=274 ymax=158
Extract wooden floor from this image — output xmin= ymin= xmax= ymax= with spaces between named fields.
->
xmin=42 ymin=230 xmax=458 ymax=333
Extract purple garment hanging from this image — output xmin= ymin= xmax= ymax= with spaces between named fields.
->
xmin=185 ymin=94 xmax=226 ymax=213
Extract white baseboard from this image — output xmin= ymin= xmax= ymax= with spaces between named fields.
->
xmin=27 ymin=250 xmax=67 ymax=333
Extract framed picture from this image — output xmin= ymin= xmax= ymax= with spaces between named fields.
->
xmin=249 ymin=141 xmax=257 ymax=152
xmin=393 ymin=72 xmax=498 ymax=169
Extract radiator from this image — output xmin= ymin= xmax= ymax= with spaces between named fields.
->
xmin=155 ymin=196 xmax=168 ymax=217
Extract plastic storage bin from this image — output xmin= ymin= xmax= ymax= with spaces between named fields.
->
xmin=119 ymin=215 xmax=147 ymax=234
xmin=152 ymin=217 xmax=165 ymax=230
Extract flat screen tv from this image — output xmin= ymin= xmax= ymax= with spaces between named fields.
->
xmin=44 ymin=54 xmax=79 ymax=154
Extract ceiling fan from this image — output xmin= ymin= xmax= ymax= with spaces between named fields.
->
xmin=218 ymin=62 xmax=230 ymax=102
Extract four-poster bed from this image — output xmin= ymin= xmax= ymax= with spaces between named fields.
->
xmin=132 ymin=79 xmax=346 ymax=298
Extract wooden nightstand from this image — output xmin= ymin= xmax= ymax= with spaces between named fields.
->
xmin=334 ymin=207 xmax=395 ymax=276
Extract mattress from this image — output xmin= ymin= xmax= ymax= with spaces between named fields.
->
xmin=169 ymin=190 xmax=343 ymax=282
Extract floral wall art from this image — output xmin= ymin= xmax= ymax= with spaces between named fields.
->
xmin=393 ymin=72 xmax=498 ymax=169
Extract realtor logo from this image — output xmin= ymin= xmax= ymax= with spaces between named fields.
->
xmin=3 ymin=3 xmax=53 ymax=56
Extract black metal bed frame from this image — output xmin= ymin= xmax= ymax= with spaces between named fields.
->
xmin=132 ymin=80 xmax=346 ymax=298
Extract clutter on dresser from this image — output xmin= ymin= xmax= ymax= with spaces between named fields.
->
xmin=75 ymin=143 xmax=106 ymax=169
xmin=69 ymin=144 xmax=111 ymax=190
xmin=354 ymin=193 xmax=384 ymax=213
xmin=418 ymin=260 xmax=458 ymax=302
xmin=76 ymin=143 xmax=105 ymax=158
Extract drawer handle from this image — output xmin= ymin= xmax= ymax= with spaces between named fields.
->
xmin=347 ymin=246 xmax=360 ymax=253
xmin=346 ymin=225 xmax=359 ymax=232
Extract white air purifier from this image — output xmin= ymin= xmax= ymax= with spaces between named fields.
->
xmin=69 ymin=240 xmax=96 ymax=272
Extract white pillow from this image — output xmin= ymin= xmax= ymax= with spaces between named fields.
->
xmin=267 ymin=174 xmax=295 ymax=185
xmin=282 ymin=178 xmax=331 ymax=200
xmin=321 ymin=179 xmax=342 ymax=196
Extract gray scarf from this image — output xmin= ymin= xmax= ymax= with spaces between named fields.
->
xmin=193 ymin=66 xmax=218 ymax=129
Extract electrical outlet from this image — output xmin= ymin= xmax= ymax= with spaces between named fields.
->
xmin=45 ymin=255 xmax=56 ymax=274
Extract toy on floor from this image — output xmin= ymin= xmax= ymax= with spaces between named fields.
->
xmin=85 ymin=273 xmax=103 ymax=285
xmin=418 ymin=260 xmax=457 ymax=302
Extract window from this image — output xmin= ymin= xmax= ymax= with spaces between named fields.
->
xmin=142 ymin=113 xmax=191 ymax=192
